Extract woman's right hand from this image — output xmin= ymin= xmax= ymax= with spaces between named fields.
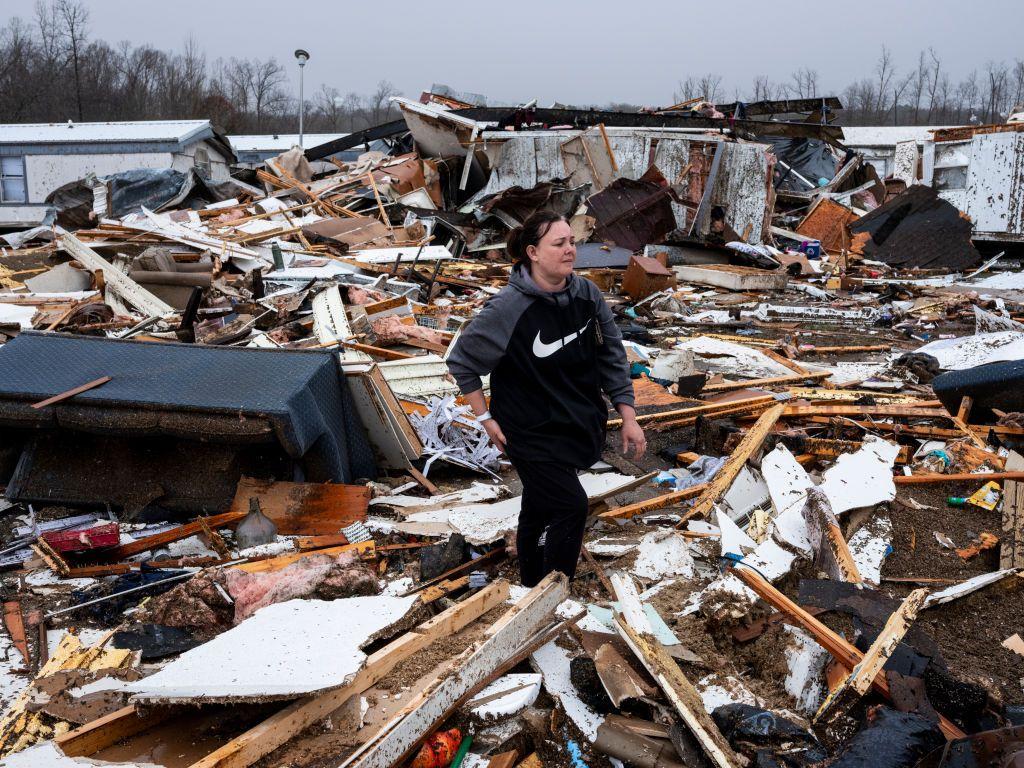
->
xmin=482 ymin=418 xmax=507 ymax=454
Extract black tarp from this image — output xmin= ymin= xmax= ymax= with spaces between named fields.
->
xmin=764 ymin=137 xmax=839 ymax=192
xmin=0 ymin=333 xmax=375 ymax=512
xmin=849 ymin=185 xmax=982 ymax=270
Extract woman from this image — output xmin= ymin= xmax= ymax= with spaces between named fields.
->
xmin=447 ymin=211 xmax=646 ymax=587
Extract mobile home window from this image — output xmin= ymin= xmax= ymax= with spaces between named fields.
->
xmin=194 ymin=147 xmax=212 ymax=176
xmin=0 ymin=156 xmax=27 ymax=203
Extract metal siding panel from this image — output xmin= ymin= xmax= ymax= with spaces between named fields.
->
xmin=533 ymin=136 xmax=565 ymax=183
xmin=965 ymin=132 xmax=1019 ymax=235
xmin=651 ymin=139 xmax=691 ymax=231
xmin=714 ymin=143 xmax=769 ymax=245
xmin=606 ymin=136 xmax=648 ymax=179
xmin=477 ymin=137 xmax=538 ymax=196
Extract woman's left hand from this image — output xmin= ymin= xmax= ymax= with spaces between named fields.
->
xmin=621 ymin=417 xmax=647 ymax=458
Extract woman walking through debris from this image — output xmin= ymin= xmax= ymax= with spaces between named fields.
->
xmin=447 ymin=211 xmax=645 ymax=587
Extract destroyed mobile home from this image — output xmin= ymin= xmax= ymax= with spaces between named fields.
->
xmin=2 ymin=89 xmax=1024 ymax=768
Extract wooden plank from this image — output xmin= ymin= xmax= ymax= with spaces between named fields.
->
xmin=57 ymin=705 xmax=173 ymax=758
xmin=487 ymin=750 xmax=520 ymax=768
xmin=400 ymin=547 xmax=506 ymax=596
xmin=232 ymin=541 xmax=375 ymax=574
xmin=407 ymin=467 xmax=439 ymax=496
xmin=2 ymin=602 xmax=28 ymax=664
xmin=228 ymin=478 xmax=370 ymax=535
xmin=101 ymin=511 xmax=247 ymax=560
xmin=608 ymin=395 xmax=775 ymax=428
xmin=730 ymin=564 xmax=964 ymax=740
xmin=30 ymin=376 xmax=111 ymax=409
xmin=178 ymin=582 xmax=511 ymax=768
xmin=784 ymin=404 xmax=947 ymax=418
xmin=655 ymin=399 xmax=774 ymax=431
xmin=1001 ymin=480 xmax=1024 ymax=569
xmin=611 ymin=574 xmax=740 ymax=768
xmin=702 ymin=371 xmax=830 ymax=393
xmin=340 ymin=573 xmax=569 ymax=768
xmin=797 ymin=344 xmax=891 ymax=355
xmin=681 ymin=404 xmax=786 ymax=525
xmin=598 ymin=484 xmax=706 ymax=520
xmin=803 ymin=438 xmax=910 ymax=465
xmin=813 ymin=589 xmax=929 ymax=723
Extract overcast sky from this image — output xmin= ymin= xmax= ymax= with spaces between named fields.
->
xmin=4 ymin=0 xmax=1023 ymax=106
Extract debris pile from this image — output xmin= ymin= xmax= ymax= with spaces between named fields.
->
xmin=2 ymin=90 xmax=1024 ymax=768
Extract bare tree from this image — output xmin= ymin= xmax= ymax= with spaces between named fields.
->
xmin=749 ymin=75 xmax=780 ymax=102
xmin=789 ymin=67 xmax=819 ymax=99
xmin=365 ymin=80 xmax=399 ymax=126
xmin=674 ymin=73 xmax=723 ymax=104
xmin=56 ymin=0 xmax=89 ymax=120
xmin=985 ymin=60 xmax=1009 ymax=122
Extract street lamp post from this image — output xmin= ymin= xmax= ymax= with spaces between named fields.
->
xmin=294 ymin=49 xmax=310 ymax=148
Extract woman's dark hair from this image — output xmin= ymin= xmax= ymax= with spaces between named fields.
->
xmin=507 ymin=211 xmax=567 ymax=267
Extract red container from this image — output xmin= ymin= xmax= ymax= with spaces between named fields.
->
xmin=410 ymin=728 xmax=462 ymax=768
xmin=42 ymin=522 xmax=120 ymax=553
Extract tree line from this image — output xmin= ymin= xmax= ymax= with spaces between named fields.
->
xmin=0 ymin=0 xmax=401 ymax=134
xmin=676 ymin=46 xmax=1024 ymax=126
xmin=2 ymin=3 xmax=1023 ymax=134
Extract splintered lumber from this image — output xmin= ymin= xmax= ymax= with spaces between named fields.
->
xmin=813 ymin=588 xmax=929 ymax=723
xmin=894 ymin=472 xmax=1024 ymax=485
xmin=59 ymin=232 xmax=175 ymax=317
xmin=57 ymin=705 xmax=173 ymax=758
xmin=805 ymin=417 xmax=964 ymax=440
xmin=1002 ymin=480 xmax=1024 ymax=569
xmin=804 ymin=438 xmax=910 ymax=465
xmin=681 ymin=404 xmax=786 ymax=525
xmin=610 ymin=573 xmax=740 ymax=768
xmin=802 ymin=488 xmax=862 ymax=584
xmin=101 ymin=510 xmax=248 ymax=560
xmin=783 ymin=404 xmax=947 ymax=419
xmin=0 ymin=632 xmax=135 ymax=757
xmin=607 ymin=394 xmax=775 ymax=428
xmin=654 ymin=398 xmax=774 ymax=431
xmin=401 ymin=547 xmax=506 ymax=596
xmin=730 ymin=564 xmax=964 ymax=740
xmin=702 ymin=371 xmax=831 ymax=393
xmin=232 ymin=541 xmax=375 ymax=574
xmin=30 ymin=376 xmax=111 ymax=409
xmin=340 ymin=573 xmax=569 ymax=768
xmin=185 ymin=580 xmax=510 ymax=768
xmin=797 ymin=344 xmax=891 ymax=355
xmin=228 ymin=478 xmax=370 ymax=535
xmin=598 ymin=483 xmax=706 ymax=520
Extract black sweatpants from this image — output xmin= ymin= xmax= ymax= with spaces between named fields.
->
xmin=511 ymin=459 xmax=589 ymax=587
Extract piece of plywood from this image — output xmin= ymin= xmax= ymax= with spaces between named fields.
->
xmin=185 ymin=581 xmax=510 ymax=768
xmin=228 ymin=478 xmax=370 ymax=535
xmin=128 ymin=594 xmax=419 ymax=704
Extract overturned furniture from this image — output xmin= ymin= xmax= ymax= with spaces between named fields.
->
xmin=0 ymin=332 xmax=375 ymax=517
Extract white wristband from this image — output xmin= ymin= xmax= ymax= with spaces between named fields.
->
xmin=477 ymin=410 xmax=493 ymax=422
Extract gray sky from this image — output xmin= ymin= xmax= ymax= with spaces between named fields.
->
xmin=4 ymin=0 xmax=1023 ymax=106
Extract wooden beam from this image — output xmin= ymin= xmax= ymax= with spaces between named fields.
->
xmin=227 ymin=478 xmax=370 ymax=536
xmin=813 ymin=588 xmax=929 ymax=723
xmin=407 ymin=467 xmax=439 ymax=496
xmin=598 ymin=484 xmax=706 ymax=520
xmin=57 ymin=705 xmax=174 ymax=758
xmin=803 ymin=438 xmax=910 ymax=465
xmin=232 ymin=541 xmax=375 ymax=574
xmin=2 ymin=602 xmax=28 ymax=664
xmin=184 ymin=581 xmax=511 ymax=768
xmin=340 ymin=573 xmax=569 ymax=768
xmin=607 ymin=395 xmax=775 ymax=428
xmin=610 ymin=573 xmax=740 ymax=768
xmin=730 ymin=564 xmax=964 ymax=740
xmin=400 ymin=547 xmax=506 ymax=596
xmin=702 ymin=371 xmax=830 ymax=393
xmin=796 ymin=344 xmax=891 ymax=355
xmin=680 ymin=404 xmax=786 ymax=525
xmin=784 ymin=404 xmax=947 ymax=418
xmin=30 ymin=376 xmax=111 ymax=409
xmin=101 ymin=511 xmax=248 ymax=560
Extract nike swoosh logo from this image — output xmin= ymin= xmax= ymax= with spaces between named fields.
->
xmin=532 ymin=320 xmax=591 ymax=358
